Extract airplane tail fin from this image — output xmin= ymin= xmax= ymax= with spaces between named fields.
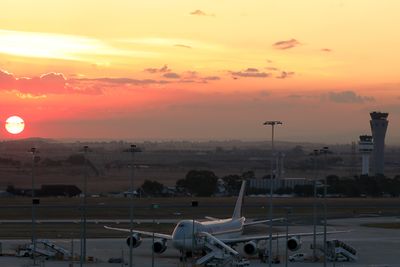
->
xmin=232 ymin=180 xmax=246 ymax=219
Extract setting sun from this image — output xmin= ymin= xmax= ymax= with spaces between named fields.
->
xmin=5 ymin=116 xmax=25 ymax=135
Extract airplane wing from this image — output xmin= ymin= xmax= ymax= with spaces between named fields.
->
xmin=104 ymin=226 xmax=173 ymax=240
xmin=220 ymin=230 xmax=351 ymax=245
xmin=243 ymin=218 xmax=285 ymax=227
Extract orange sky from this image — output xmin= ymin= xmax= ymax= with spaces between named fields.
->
xmin=1 ymin=0 xmax=400 ymax=143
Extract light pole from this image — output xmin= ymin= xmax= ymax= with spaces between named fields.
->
xmin=191 ymin=200 xmax=198 ymax=266
xmin=263 ymin=120 xmax=283 ymax=267
xmin=311 ymin=149 xmax=319 ymax=262
xmin=125 ymin=144 xmax=141 ymax=267
xmin=80 ymin=145 xmax=89 ymax=267
xmin=151 ymin=203 xmax=159 ymax=267
xmin=285 ymin=207 xmax=292 ymax=267
xmin=320 ymin=146 xmax=329 ymax=267
xmin=30 ymin=147 xmax=38 ymax=266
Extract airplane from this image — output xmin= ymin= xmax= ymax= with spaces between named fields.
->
xmin=105 ymin=181 xmax=348 ymax=258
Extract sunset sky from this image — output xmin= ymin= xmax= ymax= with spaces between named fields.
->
xmin=1 ymin=0 xmax=400 ymax=143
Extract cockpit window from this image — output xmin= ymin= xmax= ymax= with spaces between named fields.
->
xmin=178 ymin=224 xmax=184 ymax=228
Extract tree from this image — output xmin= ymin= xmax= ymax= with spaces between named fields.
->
xmin=293 ymin=184 xmax=314 ymax=197
xmin=66 ymin=154 xmax=85 ymax=165
xmin=177 ymin=170 xmax=218 ymax=196
xmin=242 ymin=171 xmax=255 ymax=180
xmin=140 ymin=180 xmax=164 ymax=196
xmin=222 ymin=174 xmax=242 ymax=195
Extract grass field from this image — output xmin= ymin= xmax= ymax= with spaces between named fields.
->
xmin=0 ymin=197 xmax=399 ymax=219
xmin=0 ymin=196 xmax=398 ymax=238
xmin=361 ymin=222 xmax=400 ymax=229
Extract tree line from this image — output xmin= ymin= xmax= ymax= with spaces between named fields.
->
xmin=140 ymin=171 xmax=400 ymax=198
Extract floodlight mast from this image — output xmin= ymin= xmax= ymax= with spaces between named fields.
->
xmin=30 ymin=147 xmax=37 ymax=266
xmin=80 ymin=145 xmax=89 ymax=267
xmin=263 ymin=120 xmax=283 ymax=267
xmin=320 ymin=146 xmax=329 ymax=267
xmin=124 ymin=144 xmax=141 ymax=267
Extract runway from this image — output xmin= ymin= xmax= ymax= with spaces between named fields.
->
xmin=0 ymin=216 xmax=398 ymax=266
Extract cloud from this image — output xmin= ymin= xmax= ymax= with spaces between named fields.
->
xmin=326 ymin=91 xmax=375 ymax=103
xmin=144 ymin=65 xmax=171 ymax=73
xmin=0 ymin=68 xmax=222 ymax=98
xmin=230 ymin=68 xmax=270 ymax=78
xmin=273 ymin=39 xmax=301 ymax=50
xmin=177 ymin=71 xmax=220 ymax=83
xmin=203 ymin=76 xmax=220 ymax=81
xmin=0 ymin=69 xmax=173 ymax=96
xmin=245 ymin=68 xmax=259 ymax=72
xmin=76 ymin=77 xmax=170 ymax=85
xmin=0 ymin=69 xmax=69 ymax=95
xmin=174 ymin=44 xmax=192 ymax=49
xmin=190 ymin=9 xmax=214 ymax=16
xmin=0 ymin=29 xmax=153 ymax=62
xmin=321 ymin=48 xmax=332 ymax=52
xmin=14 ymin=92 xmax=47 ymax=99
xmin=163 ymin=72 xmax=181 ymax=79
xmin=276 ymin=71 xmax=295 ymax=79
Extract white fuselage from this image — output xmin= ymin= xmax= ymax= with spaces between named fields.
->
xmin=171 ymin=217 xmax=245 ymax=251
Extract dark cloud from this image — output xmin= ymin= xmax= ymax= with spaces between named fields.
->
xmin=203 ymin=76 xmax=220 ymax=81
xmin=230 ymin=68 xmax=270 ymax=78
xmin=182 ymin=71 xmax=198 ymax=79
xmin=190 ymin=9 xmax=214 ymax=16
xmin=179 ymin=71 xmax=220 ymax=83
xmin=174 ymin=44 xmax=192 ymax=49
xmin=327 ymin=91 xmax=375 ymax=103
xmin=0 ymin=68 xmax=221 ymax=97
xmin=245 ymin=68 xmax=259 ymax=72
xmin=321 ymin=48 xmax=332 ymax=52
xmin=273 ymin=39 xmax=301 ymax=50
xmin=144 ymin=65 xmax=171 ymax=73
xmin=276 ymin=71 xmax=295 ymax=79
xmin=163 ymin=72 xmax=181 ymax=79
xmin=77 ymin=77 xmax=170 ymax=85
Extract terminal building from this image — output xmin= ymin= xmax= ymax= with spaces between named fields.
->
xmin=249 ymin=178 xmax=312 ymax=191
xmin=369 ymin=112 xmax=389 ymax=175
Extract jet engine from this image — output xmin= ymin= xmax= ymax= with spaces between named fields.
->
xmin=287 ymin=237 xmax=302 ymax=251
xmin=243 ymin=241 xmax=258 ymax=255
xmin=152 ymin=239 xmax=167 ymax=254
xmin=126 ymin=233 xmax=142 ymax=248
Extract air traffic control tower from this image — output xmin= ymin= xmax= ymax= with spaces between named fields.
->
xmin=359 ymin=135 xmax=373 ymax=176
xmin=370 ymin=112 xmax=389 ymax=175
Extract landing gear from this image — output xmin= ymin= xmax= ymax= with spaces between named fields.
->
xmin=179 ymin=250 xmax=192 ymax=262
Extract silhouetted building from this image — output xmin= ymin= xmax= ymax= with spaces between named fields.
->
xmin=370 ymin=112 xmax=389 ymax=175
xmin=249 ymin=178 xmax=312 ymax=190
xmin=6 ymin=184 xmax=81 ymax=197
xmin=40 ymin=185 xmax=81 ymax=197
